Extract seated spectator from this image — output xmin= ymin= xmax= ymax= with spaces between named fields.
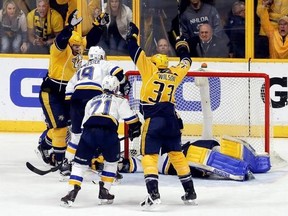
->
xmin=56 ymin=0 xmax=95 ymax=36
xmin=101 ymin=0 xmax=132 ymax=55
xmin=0 ymin=0 xmax=28 ymax=53
xmin=156 ymin=38 xmax=170 ymax=55
xmin=225 ymin=1 xmax=245 ymax=58
xmin=256 ymin=0 xmax=288 ymax=58
xmin=257 ymin=0 xmax=288 ymax=58
xmin=196 ymin=23 xmax=229 ymax=58
xmin=179 ymin=0 xmax=229 ymax=57
xmin=27 ymin=0 xmax=63 ymax=54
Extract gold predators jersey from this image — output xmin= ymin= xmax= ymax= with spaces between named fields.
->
xmin=136 ymin=52 xmax=191 ymax=105
xmin=48 ymin=44 xmax=82 ymax=82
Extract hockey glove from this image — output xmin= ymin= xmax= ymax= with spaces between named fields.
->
xmin=119 ymin=79 xmax=131 ymax=96
xmin=128 ymin=121 xmax=142 ymax=141
xmin=93 ymin=12 xmax=109 ymax=26
xmin=68 ymin=9 xmax=83 ymax=30
xmin=175 ymin=36 xmax=190 ymax=54
xmin=126 ymin=22 xmax=139 ymax=41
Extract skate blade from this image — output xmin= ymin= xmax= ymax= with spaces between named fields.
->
xmin=140 ymin=199 xmax=161 ymax=211
xmin=183 ymin=199 xmax=198 ymax=206
xmin=98 ymin=199 xmax=114 ymax=205
xmin=60 ymin=200 xmax=73 ymax=207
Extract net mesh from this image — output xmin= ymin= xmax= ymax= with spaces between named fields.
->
xmin=124 ymin=71 xmax=271 ymax=157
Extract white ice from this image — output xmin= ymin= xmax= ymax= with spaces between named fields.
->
xmin=0 ymin=133 xmax=288 ymax=216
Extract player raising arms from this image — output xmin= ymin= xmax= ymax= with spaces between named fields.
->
xmin=37 ymin=10 xmax=109 ymax=177
xmin=60 ymin=75 xmax=142 ymax=207
xmin=126 ymin=22 xmax=197 ymax=208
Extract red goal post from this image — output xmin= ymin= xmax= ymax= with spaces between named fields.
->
xmin=123 ymin=70 xmax=271 ymax=159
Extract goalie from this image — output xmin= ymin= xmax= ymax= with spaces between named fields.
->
xmin=117 ymin=137 xmax=271 ymax=181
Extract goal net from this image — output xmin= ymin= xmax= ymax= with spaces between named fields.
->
xmin=123 ymin=70 xmax=271 ymax=159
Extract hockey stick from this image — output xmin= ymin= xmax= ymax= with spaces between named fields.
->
xmin=26 ymin=162 xmax=62 ymax=176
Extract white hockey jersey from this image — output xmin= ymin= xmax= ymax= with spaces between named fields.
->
xmin=65 ymin=59 xmax=124 ymax=100
xmin=82 ymin=92 xmax=139 ymax=130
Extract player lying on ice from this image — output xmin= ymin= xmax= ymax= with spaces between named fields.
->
xmin=116 ymin=136 xmax=271 ymax=181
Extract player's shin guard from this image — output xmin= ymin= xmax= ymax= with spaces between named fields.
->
xmin=220 ymin=136 xmax=271 ymax=173
xmin=66 ymin=132 xmax=81 ymax=162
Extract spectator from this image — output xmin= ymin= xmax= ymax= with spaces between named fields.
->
xmin=56 ymin=0 xmax=95 ymax=36
xmin=101 ymin=0 xmax=132 ymax=55
xmin=256 ymin=0 xmax=288 ymax=58
xmin=179 ymin=0 xmax=229 ymax=56
xmin=27 ymin=0 xmax=64 ymax=54
xmin=196 ymin=23 xmax=229 ymax=57
xmin=154 ymin=38 xmax=175 ymax=56
xmin=0 ymin=0 xmax=28 ymax=53
xmin=225 ymin=1 xmax=245 ymax=58
xmin=257 ymin=1 xmax=288 ymax=58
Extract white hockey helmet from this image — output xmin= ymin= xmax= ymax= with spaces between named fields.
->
xmin=102 ymin=75 xmax=120 ymax=93
xmin=88 ymin=46 xmax=106 ymax=60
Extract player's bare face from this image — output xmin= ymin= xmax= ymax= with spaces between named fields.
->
xmin=71 ymin=45 xmax=82 ymax=56
xmin=190 ymin=0 xmax=200 ymax=8
xmin=37 ymin=1 xmax=49 ymax=18
xmin=6 ymin=3 xmax=16 ymax=17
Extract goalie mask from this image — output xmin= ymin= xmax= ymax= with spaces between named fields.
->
xmin=88 ymin=46 xmax=106 ymax=61
xmin=151 ymin=54 xmax=169 ymax=69
xmin=102 ymin=75 xmax=120 ymax=93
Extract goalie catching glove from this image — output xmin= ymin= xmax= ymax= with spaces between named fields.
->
xmin=128 ymin=121 xmax=142 ymax=141
xmin=93 ymin=12 xmax=109 ymax=26
xmin=126 ymin=22 xmax=139 ymax=41
xmin=67 ymin=9 xmax=83 ymax=31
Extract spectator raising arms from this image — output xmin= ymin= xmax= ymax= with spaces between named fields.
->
xmin=56 ymin=0 xmax=95 ymax=36
xmin=257 ymin=0 xmax=288 ymax=58
xmin=27 ymin=0 xmax=64 ymax=54
xmin=0 ymin=0 xmax=28 ymax=53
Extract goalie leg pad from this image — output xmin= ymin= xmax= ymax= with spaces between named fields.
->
xmin=207 ymin=151 xmax=249 ymax=178
xmin=243 ymin=147 xmax=271 ymax=173
xmin=221 ymin=136 xmax=271 ymax=173
xmin=186 ymin=145 xmax=249 ymax=180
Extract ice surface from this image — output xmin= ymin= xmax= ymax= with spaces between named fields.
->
xmin=0 ymin=133 xmax=288 ymax=216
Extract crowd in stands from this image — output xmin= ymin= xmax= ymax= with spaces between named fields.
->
xmin=0 ymin=0 xmax=287 ymax=59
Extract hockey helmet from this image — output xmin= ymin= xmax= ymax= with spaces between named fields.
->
xmin=88 ymin=46 xmax=106 ymax=60
xmin=102 ymin=75 xmax=120 ymax=93
xmin=151 ymin=54 xmax=169 ymax=69
xmin=69 ymin=31 xmax=83 ymax=46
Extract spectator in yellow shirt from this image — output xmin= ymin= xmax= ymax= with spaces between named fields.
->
xmin=27 ymin=0 xmax=64 ymax=54
xmin=258 ymin=1 xmax=288 ymax=58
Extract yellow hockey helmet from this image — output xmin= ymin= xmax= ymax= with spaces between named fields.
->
xmin=151 ymin=54 xmax=169 ymax=69
xmin=69 ymin=31 xmax=83 ymax=46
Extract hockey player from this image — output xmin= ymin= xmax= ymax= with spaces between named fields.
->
xmin=60 ymin=75 xmax=142 ymax=207
xmin=126 ymin=22 xmax=197 ymax=208
xmin=37 ymin=9 xmax=110 ymax=177
xmin=64 ymin=46 xmax=128 ymax=163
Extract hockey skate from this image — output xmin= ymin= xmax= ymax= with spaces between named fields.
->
xmin=181 ymin=189 xmax=197 ymax=205
xmin=98 ymin=181 xmax=114 ymax=205
xmin=57 ymin=159 xmax=72 ymax=181
xmin=35 ymin=145 xmax=54 ymax=165
xmin=60 ymin=185 xmax=81 ymax=207
xmin=140 ymin=193 xmax=161 ymax=210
